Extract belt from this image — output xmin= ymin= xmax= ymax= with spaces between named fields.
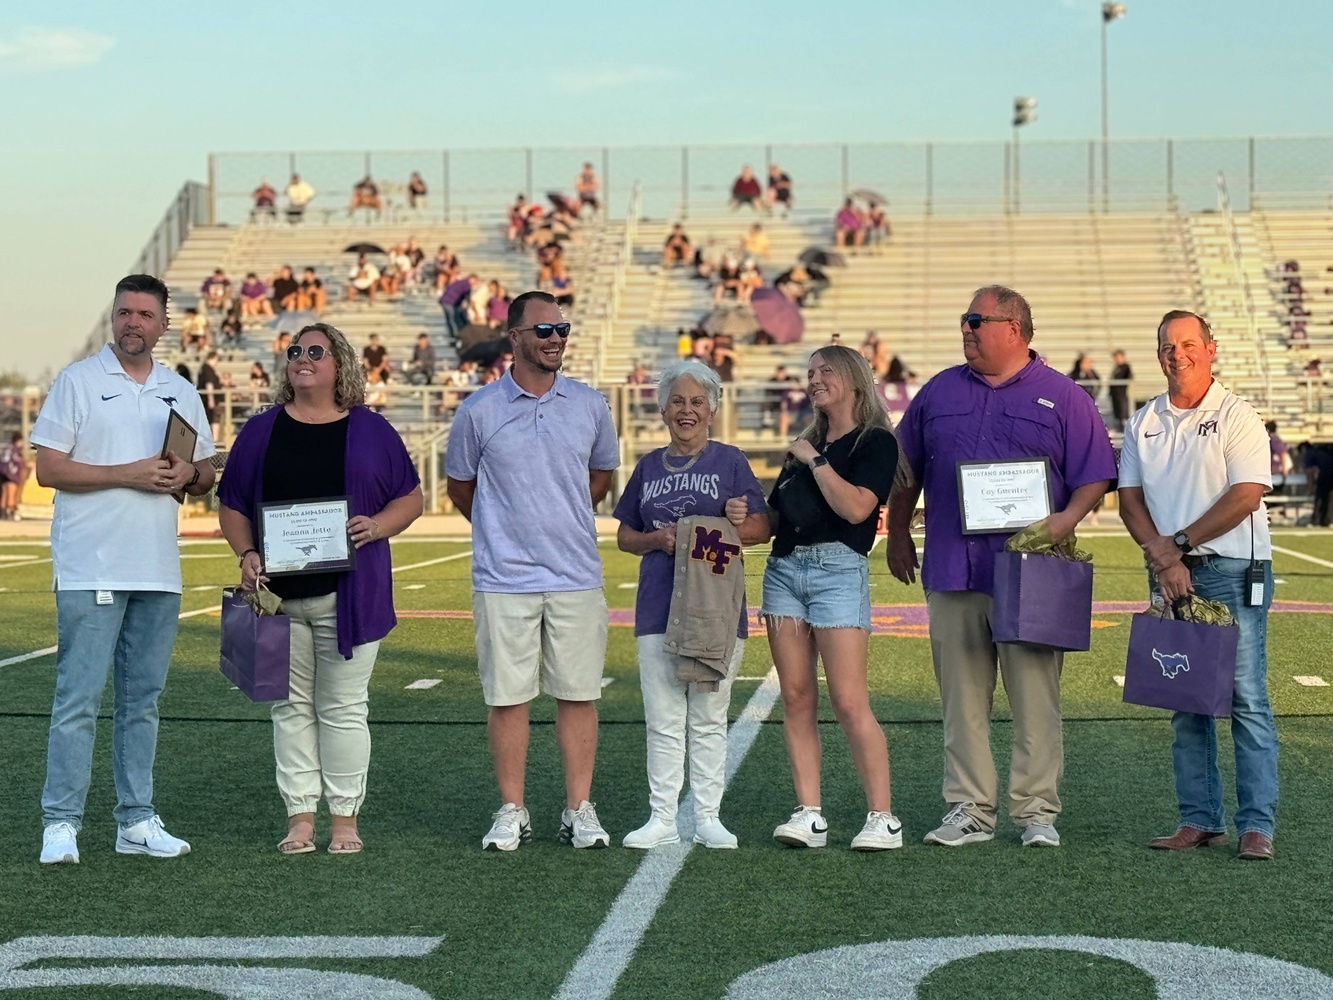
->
xmin=1181 ymin=554 xmax=1204 ymax=569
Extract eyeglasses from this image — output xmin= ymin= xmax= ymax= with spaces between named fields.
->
xmin=286 ymin=344 xmax=328 ymax=362
xmin=512 ymin=323 xmax=571 ymax=339
xmin=960 ymin=313 xmax=1012 ymax=331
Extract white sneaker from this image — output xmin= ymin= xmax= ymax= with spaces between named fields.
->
xmin=482 ymin=803 xmax=531 ymax=852
xmin=115 ymin=815 xmax=191 ymax=858
xmin=923 ymin=802 xmax=995 ymax=847
xmin=694 ymin=815 xmax=738 ymax=849
xmin=1022 ymin=823 xmax=1061 ymax=848
xmin=773 ymin=806 xmax=828 ymax=848
xmin=560 ymin=800 xmax=611 ymax=849
xmin=851 ymin=811 xmax=904 ymax=851
xmin=623 ymin=814 xmax=680 ymax=849
xmin=40 ymin=822 xmax=79 ymax=865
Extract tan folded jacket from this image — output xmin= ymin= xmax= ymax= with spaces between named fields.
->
xmin=663 ymin=516 xmax=746 ymax=692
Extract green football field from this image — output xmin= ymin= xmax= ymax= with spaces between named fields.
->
xmin=1 ymin=531 xmax=1331 ymax=998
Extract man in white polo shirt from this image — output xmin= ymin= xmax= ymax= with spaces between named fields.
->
xmin=31 ymin=274 xmax=216 ymax=865
xmin=445 ymin=290 xmax=619 ymax=852
xmin=1118 ymin=310 xmax=1277 ymax=861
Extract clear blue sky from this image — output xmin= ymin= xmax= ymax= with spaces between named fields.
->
xmin=3 ymin=0 xmax=1331 ymax=379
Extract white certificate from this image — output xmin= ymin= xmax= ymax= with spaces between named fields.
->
xmin=956 ymin=459 xmax=1052 ymax=534
xmin=258 ymin=497 xmax=356 ymax=576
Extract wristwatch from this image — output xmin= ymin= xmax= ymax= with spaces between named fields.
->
xmin=809 ymin=455 xmax=829 ymax=471
xmin=1172 ymin=530 xmax=1193 ymax=554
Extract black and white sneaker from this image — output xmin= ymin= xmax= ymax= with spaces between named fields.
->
xmin=923 ymin=802 xmax=994 ymax=846
xmin=773 ymin=806 xmax=828 ymax=848
xmin=482 ymin=803 xmax=532 ymax=852
xmin=851 ymin=811 xmax=904 ymax=851
xmin=559 ymin=800 xmax=611 ymax=849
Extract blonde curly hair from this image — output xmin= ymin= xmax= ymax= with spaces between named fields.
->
xmin=272 ymin=322 xmax=366 ymax=410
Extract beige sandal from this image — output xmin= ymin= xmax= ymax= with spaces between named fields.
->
xmin=278 ymin=819 xmax=316 ymax=855
xmin=328 ymin=821 xmax=362 ymax=855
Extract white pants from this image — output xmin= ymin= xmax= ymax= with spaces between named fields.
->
xmin=273 ymin=593 xmax=381 ymax=817
xmin=636 ymin=634 xmax=742 ymax=822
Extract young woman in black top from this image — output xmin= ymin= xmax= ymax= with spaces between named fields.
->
xmin=763 ymin=344 xmax=903 ymax=852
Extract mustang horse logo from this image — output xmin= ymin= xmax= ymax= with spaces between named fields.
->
xmin=1151 ymin=649 xmax=1190 ymax=680
xmin=690 ymin=526 xmax=742 ymax=576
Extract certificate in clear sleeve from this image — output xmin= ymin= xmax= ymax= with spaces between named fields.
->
xmin=956 ymin=458 xmax=1052 ymax=534
xmin=159 ymin=409 xmax=198 ymax=505
xmin=257 ymin=496 xmax=356 ymax=576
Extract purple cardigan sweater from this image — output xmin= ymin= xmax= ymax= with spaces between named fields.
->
xmin=217 ymin=405 xmax=420 ymax=658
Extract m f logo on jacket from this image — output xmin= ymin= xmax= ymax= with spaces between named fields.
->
xmin=691 ymin=525 xmax=741 ymax=575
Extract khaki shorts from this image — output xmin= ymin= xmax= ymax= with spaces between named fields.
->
xmin=473 ymin=589 xmax=608 ymax=707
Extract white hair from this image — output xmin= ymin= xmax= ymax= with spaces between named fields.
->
xmin=656 ymin=360 xmax=722 ymax=412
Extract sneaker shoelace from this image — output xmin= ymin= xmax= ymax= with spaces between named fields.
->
xmin=573 ymin=803 xmax=600 ymax=826
xmin=942 ymin=803 xmax=975 ymax=827
xmin=46 ymin=822 xmax=77 ymax=842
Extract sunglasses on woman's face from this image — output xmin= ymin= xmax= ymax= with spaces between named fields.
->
xmin=287 ymin=344 xmax=328 ymax=362
xmin=513 ymin=323 xmax=571 ymax=339
xmin=960 ymin=313 xmax=1011 ymax=332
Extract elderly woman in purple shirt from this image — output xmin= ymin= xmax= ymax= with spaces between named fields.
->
xmin=218 ymin=322 xmax=423 ymax=856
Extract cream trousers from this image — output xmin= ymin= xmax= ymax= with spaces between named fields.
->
xmin=272 ymin=593 xmax=380 ymax=817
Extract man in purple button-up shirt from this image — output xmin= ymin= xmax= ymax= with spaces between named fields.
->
xmin=888 ymin=285 xmax=1116 ymax=849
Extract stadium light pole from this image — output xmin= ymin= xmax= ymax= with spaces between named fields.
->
xmin=1012 ymin=97 xmax=1037 ymax=213
xmin=1101 ymin=2 xmax=1127 ymax=211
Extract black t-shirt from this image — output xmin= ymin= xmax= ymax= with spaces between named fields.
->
xmin=363 ymin=345 xmax=387 ymax=369
xmin=271 ymin=277 xmax=299 ymax=300
xmin=261 ymin=409 xmax=349 ymax=599
xmin=768 ymin=425 xmax=898 ymax=557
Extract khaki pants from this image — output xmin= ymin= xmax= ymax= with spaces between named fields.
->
xmin=273 ymin=593 xmax=381 ymax=817
xmin=926 ymin=590 xmax=1064 ymax=829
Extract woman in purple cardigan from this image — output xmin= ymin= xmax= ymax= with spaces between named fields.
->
xmin=218 ymin=322 xmax=423 ymax=856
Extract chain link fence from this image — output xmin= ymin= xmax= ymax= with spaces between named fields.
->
xmin=209 ymin=136 xmax=1333 ymax=224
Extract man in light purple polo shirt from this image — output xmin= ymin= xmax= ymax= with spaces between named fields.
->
xmin=887 ymin=285 xmax=1116 ymax=850
xmin=445 ymin=290 xmax=619 ymax=853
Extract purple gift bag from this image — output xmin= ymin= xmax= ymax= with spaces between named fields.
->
xmin=1122 ymin=610 xmax=1238 ymax=718
xmin=219 ymin=589 xmax=291 ymax=702
xmin=991 ymin=551 xmax=1094 ymax=651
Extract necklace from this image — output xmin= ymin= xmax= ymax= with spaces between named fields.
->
xmin=662 ymin=442 xmax=707 ymax=472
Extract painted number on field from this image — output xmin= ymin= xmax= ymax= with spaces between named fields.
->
xmin=723 ymin=935 xmax=1333 ymax=999
xmin=0 ymin=935 xmax=443 ymax=998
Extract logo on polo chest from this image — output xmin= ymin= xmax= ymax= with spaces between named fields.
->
xmin=160 ymin=396 xmax=178 ymax=407
xmin=690 ymin=526 xmax=741 ymax=575
xmin=1197 ymin=419 xmax=1218 ymax=437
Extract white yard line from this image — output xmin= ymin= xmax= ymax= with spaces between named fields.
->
xmin=1271 ymin=544 xmax=1333 ymax=571
xmin=0 ymin=601 xmax=224 ymax=669
xmin=554 ymin=666 xmax=782 ymax=1000
xmin=0 ymin=558 xmax=50 ymax=572
xmin=392 ymin=550 xmax=473 ymax=574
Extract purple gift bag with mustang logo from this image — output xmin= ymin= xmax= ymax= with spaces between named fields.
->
xmin=219 ymin=588 xmax=291 ymax=702
xmin=990 ymin=551 xmax=1094 ymax=652
xmin=1122 ymin=606 xmax=1238 ymax=717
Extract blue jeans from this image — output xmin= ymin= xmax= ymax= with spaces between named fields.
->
xmin=42 ymin=590 xmax=181 ymax=830
xmin=1161 ymin=557 xmax=1278 ymax=838
xmin=761 ymin=542 xmax=872 ymax=631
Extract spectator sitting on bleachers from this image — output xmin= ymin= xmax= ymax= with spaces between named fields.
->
xmin=179 ymin=307 xmax=211 ymax=353
xmin=742 ymin=223 xmax=770 ymax=260
xmin=200 ymin=268 xmax=233 ymax=313
xmin=220 ymin=304 xmax=243 ymax=346
xmin=251 ymin=179 xmax=278 ymax=220
xmin=694 ymin=238 xmax=725 ymax=281
xmin=240 ymin=272 xmax=274 ymax=320
xmin=365 ymin=368 xmax=388 ymax=412
xmin=362 ymin=333 xmax=391 ymax=383
xmin=271 ymin=265 xmax=300 ymax=313
xmin=507 ymin=194 xmax=540 ymax=245
xmin=676 ymin=327 xmax=694 ymax=359
xmin=271 ymin=331 xmax=291 ymax=375
xmin=765 ymin=164 xmax=793 ymax=214
xmin=403 ymin=236 xmax=426 ymax=284
xmin=466 ymin=276 xmax=494 ymax=326
xmin=490 ymin=347 xmax=514 ymax=377
xmin=248 ymin=361 xmax=271 ymax=389
xmin=407 ymin=332 xmax=436 ymax=385
xmin=285 ymin=173 xmax=315 ymax=222
xmin=707 ymin=343 xmax=738 ymax=382
xmin=834 ymin=198 xmax=864 ymax=247
xmin=577 ymin=162 xmax=600 ymax=215
xmin=713 ymin=253 xmax=743 ymax=304
xmin=485 ymin=280 xmax=511 ymax=328
xmin=729 ymin=165 xmax=763 ymax=211
xmin=864 ymin=201 xmax=890 ymax=246
xmin=626 ymin=360 xmax=655 ymax=417
xmin=347 ymin=253 xmax=380 ymax=303
xmin=349 ymin=175 xmax=382 ymax=216
xmin=407 ymin=171 xmax=428 ymax=209
xmin=886 ymin=354 xmax=915 ymax=385
xmin=431 ymin=245 xmax=460 ymax=291
xmin=298 ymin=267 xmax=326 ymax=314
xmin=546 ymin=261 xmax=575 ymax=308
xmin=662 ymin=223 xmax=692 ymax=268
xmin=378 ymin=246 xmax=409 ymax=297
xmin=775 ymin=263 xmax=828 ymax=307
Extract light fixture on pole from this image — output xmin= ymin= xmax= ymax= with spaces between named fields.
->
xmin=1012 ymin=96 xmax=1037 ymax=213
xmin=1101 ymin=2 xmax=1127 ymax=210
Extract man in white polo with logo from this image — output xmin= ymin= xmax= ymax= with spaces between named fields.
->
xmin=31 ymin=274 xmax=216 ymax=865
xmin=445 ymin=290 xmax=619 ymax=852
xmin=1118 ymin=309 xmax=1277 ymax=861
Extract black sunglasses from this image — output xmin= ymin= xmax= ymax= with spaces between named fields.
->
xmin=287 ymin=344 xmax=328 ymax=362
xmin=960 ymin=313 xmax=1012 ymax=331
xmin=512 ymin=323 xmax=571 ymax=339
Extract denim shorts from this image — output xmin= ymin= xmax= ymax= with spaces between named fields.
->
xmin=761 ymin=542 xmax=872 ymax=631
